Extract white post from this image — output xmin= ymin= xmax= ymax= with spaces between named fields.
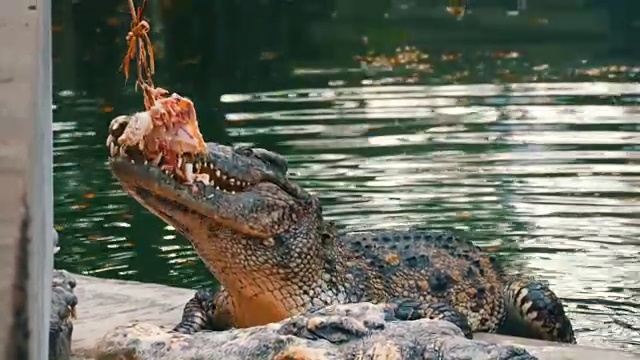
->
xmin=28 ymin=0 xmax=54 ymax=359
xmin=0 ymin=0 xmax=51 ymax=357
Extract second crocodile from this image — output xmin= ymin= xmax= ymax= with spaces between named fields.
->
xmin=106 ymin=115 xmax=576 ymax=345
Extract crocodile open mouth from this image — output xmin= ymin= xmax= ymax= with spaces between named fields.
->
xmin=106 ymin=116 xmax=251 ymax=194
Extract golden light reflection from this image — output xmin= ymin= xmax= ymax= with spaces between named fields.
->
xmin=352 ymin=45 xmax=640 ymax=85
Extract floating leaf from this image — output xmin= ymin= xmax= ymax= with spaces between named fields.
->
xmin=106 ymin=17 xmax=122 ymax=27
xmin=456 ymin=211 xmax=472 ymax=220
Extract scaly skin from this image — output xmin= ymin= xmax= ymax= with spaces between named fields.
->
xmin=106 ymin=115 xmax=576 ymax=344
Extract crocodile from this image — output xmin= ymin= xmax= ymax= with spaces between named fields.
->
xmin=106 ymin=115 xmax=576 ymax=345
xmin=95 ymin=302 xmax=537 ymax=360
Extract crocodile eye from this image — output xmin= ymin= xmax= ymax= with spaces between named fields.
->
xmin=234 ymin=146 xmax=254 ymax=157
xmin=252 ymin=148 xmax=288 ymax=175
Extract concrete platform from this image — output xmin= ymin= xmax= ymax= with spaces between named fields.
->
xmin=68 ymin=273 xmax=639 ymax=360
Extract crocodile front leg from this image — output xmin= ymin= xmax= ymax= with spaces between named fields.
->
xmin=499 ymin=277 xmax=576 ymax=343
xmin=172 ymin=287 xmax=234 ymax=334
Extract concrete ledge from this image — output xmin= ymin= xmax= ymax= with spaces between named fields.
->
xmin=69 ymin=273 xmax=639 ymax=360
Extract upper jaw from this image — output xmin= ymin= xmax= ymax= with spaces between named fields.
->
xmin=105 ymin=114 xmax=306 ymax=201
xmin=105 ymin=114 xmax=262 ymax=193
xmin=107 ymin=139 xmax=263 ymax=195
xmin=107 ymin=142 xmax=310 ymax=207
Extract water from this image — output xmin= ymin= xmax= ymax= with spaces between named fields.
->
xmin=52 ymin=25 xmax=639 ymax=353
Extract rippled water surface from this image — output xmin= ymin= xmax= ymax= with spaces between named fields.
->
xmin=53 ymin=59 xmax=640 ymax=351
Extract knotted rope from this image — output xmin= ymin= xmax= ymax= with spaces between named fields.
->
xmin=120 ymin=0 xmax=156 ymax=109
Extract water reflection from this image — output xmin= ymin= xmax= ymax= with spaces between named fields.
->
xmin=53 ymin=69 xmax=640 ymax=351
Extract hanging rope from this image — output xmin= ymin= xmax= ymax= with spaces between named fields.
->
xmin=119 ymin=0 xmax=156 ymax=108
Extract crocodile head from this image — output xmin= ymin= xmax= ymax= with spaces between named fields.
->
xmin=107 ymin=116 xmax=331 ymax=325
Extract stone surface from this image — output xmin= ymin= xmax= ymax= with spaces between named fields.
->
xmin=69 ymin=274 xmax=640 ymax=360
xmin=50 ymin=270 xmax=77 ymax=360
